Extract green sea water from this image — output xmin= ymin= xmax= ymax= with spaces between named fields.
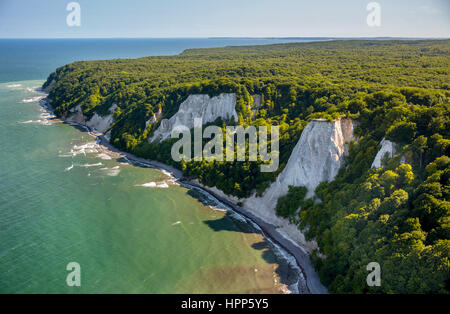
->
xmin=0 ymin=80 xmax=297 ymax=293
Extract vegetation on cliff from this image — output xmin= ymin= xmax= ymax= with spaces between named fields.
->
xmin=44 ymin=40 xmax=450 ymax=293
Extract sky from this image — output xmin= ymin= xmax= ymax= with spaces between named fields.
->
xmin=0 ymin=0 xmax=449 ymax=38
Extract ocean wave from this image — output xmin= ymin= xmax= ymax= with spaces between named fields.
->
xmin=22 ymin=96 xmax=45 ymax=103
xmin=160 ymin=169 xmax=172 ymax=177
xmin=38 ymin=110 xmax=56 ymax=121
xmin=68 ymin=142 xmax=99 ymax=157
xmin=26 ymin=86 xmax=40 ymax=93
xmin=136 ymin=181 xmax=170 ymax=188
xmin=80 ymin=162 xmax=103 ymax=168
xmin=60 ymin=142 xmax=117 ymax=170
xmin=19 ymin=108 xmax=55 ymax=126
xmin=20 ymin=119 xmax=51 ymax=126
xmin=98 ymin=166 xmax=120 ymax=177
xmin=7 ymin=84 xmax=22 ymax=88
xmin=64 ymin=164 xmax=74 ymax=172
xmin=96 ymin=153 xmax=112 ymax=160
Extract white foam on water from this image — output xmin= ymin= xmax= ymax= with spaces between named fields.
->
xmin=160 ymin=169 xmax=172 ymax=177
xmin=20 ymin=119 xmax=51 ymax=126
xmin=136 ymin=181 xmax=170 ymax=188
xmin=105 ymin=169 xmax=120 ymax=176
xmin=22 ymin=96 xmax=45 ymax=103
xmin=98 ymin=167 xmax=120 ymax=177
xmin=39 ymin=111 xmax=55 ymax=119
xmin=207 ymin=206 xmax=228 ymax=212
xmin=64 ymin=164 xmax=74 ymax=172
xmin=80 ymin=162 xmax=103 ymax=168
xmin=68 ymin=142 xmax=100 ymax=157
xmin=19 ymin=109 xmax=56 ymax=126
xmin=26 ymin=87 xmax=40 ymax=93
xmin=7 ymin=84 xmax=22 ymax=88
xmin=96 ymin=153 xmax=112 ymax=160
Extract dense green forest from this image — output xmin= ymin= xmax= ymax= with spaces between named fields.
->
xmin=44 ymin=40 xmax=449 ymax=293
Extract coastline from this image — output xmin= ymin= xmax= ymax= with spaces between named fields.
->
xmin=39 ymin=96 xmax=327 ymax=294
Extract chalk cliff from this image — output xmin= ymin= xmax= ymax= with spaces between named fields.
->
xmin=149 ymin=93 xmax=238 ymax=143
xmin=198 ymin=118 xmax=357 ymax=253
xmin=251 ymin=94 xmax=262 ymax=118
xmin=242 ymin=118 xmax=357 ymax=251
xmin=42 ymin=79 xmax=56 ymax=93
xmin=65 ymin=103 xmax=118 ymax=133
xmin=371 ymin=138 xmax=396 ymax=168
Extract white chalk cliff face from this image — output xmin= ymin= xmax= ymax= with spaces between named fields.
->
xmin=65 ymin=103 xmax=118 ymax=134
xmin=243 ymin=118 xmax=357 ymax=251
xmin=371 ymin=138 xmax=396 ymax=168
xmin=149 ymin=93 xmax=238 ymax=143
xmin=42 ymin=79 xmax=56 ymax=93
xmin=251 ymin=94 xmax=262 ymax=118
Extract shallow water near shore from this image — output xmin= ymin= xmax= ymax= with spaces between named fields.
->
xmin=0 ymin=80 xmax=302 ymax=293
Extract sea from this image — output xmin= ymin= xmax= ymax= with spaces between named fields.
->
xmin=0 ymin=38 xmax=318 ymax=293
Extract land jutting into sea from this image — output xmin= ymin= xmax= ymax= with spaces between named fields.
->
xmin=42 ymin=39 xmax=449 ymax=294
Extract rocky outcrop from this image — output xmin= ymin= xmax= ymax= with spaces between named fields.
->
xmin=65 ymin=104 xmax=86 ymax=125
xmin=371 ymin=138 xmax=396 ymax=168
xmin=65 ymin=103 xmax=118 ymax=133
xmin=149 ymin=93 xmax=238 ymax=143
xmin=251 ymin=94 xmax=262 ymax=117
xmin=145 ymin=107 xmax=162 ymax=129
xmin=243 ymin=118 xmax=357 ymax=252
xmin=42 ymin=79 xmax=56 ymax=93
xmin=145 ymin=114 xmax=157 ymax=129
xmin=252 ymin=94 xmax=262 ymax=108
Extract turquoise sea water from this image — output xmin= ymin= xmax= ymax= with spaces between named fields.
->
xmin=0 ymin=39 xmax=308 ymax=293
xmin=0 ymin=80 xmax=301 ymax=293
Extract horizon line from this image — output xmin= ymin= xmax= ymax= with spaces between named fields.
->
xmin=0 ymin=36 xmax=449 ymax=40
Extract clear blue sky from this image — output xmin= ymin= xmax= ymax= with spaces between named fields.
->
xmin=0 ymin=0 xmax=449 ymax=38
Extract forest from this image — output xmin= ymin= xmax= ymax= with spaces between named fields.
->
xmin=43 ymin=40 xmax=449 ymax=293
